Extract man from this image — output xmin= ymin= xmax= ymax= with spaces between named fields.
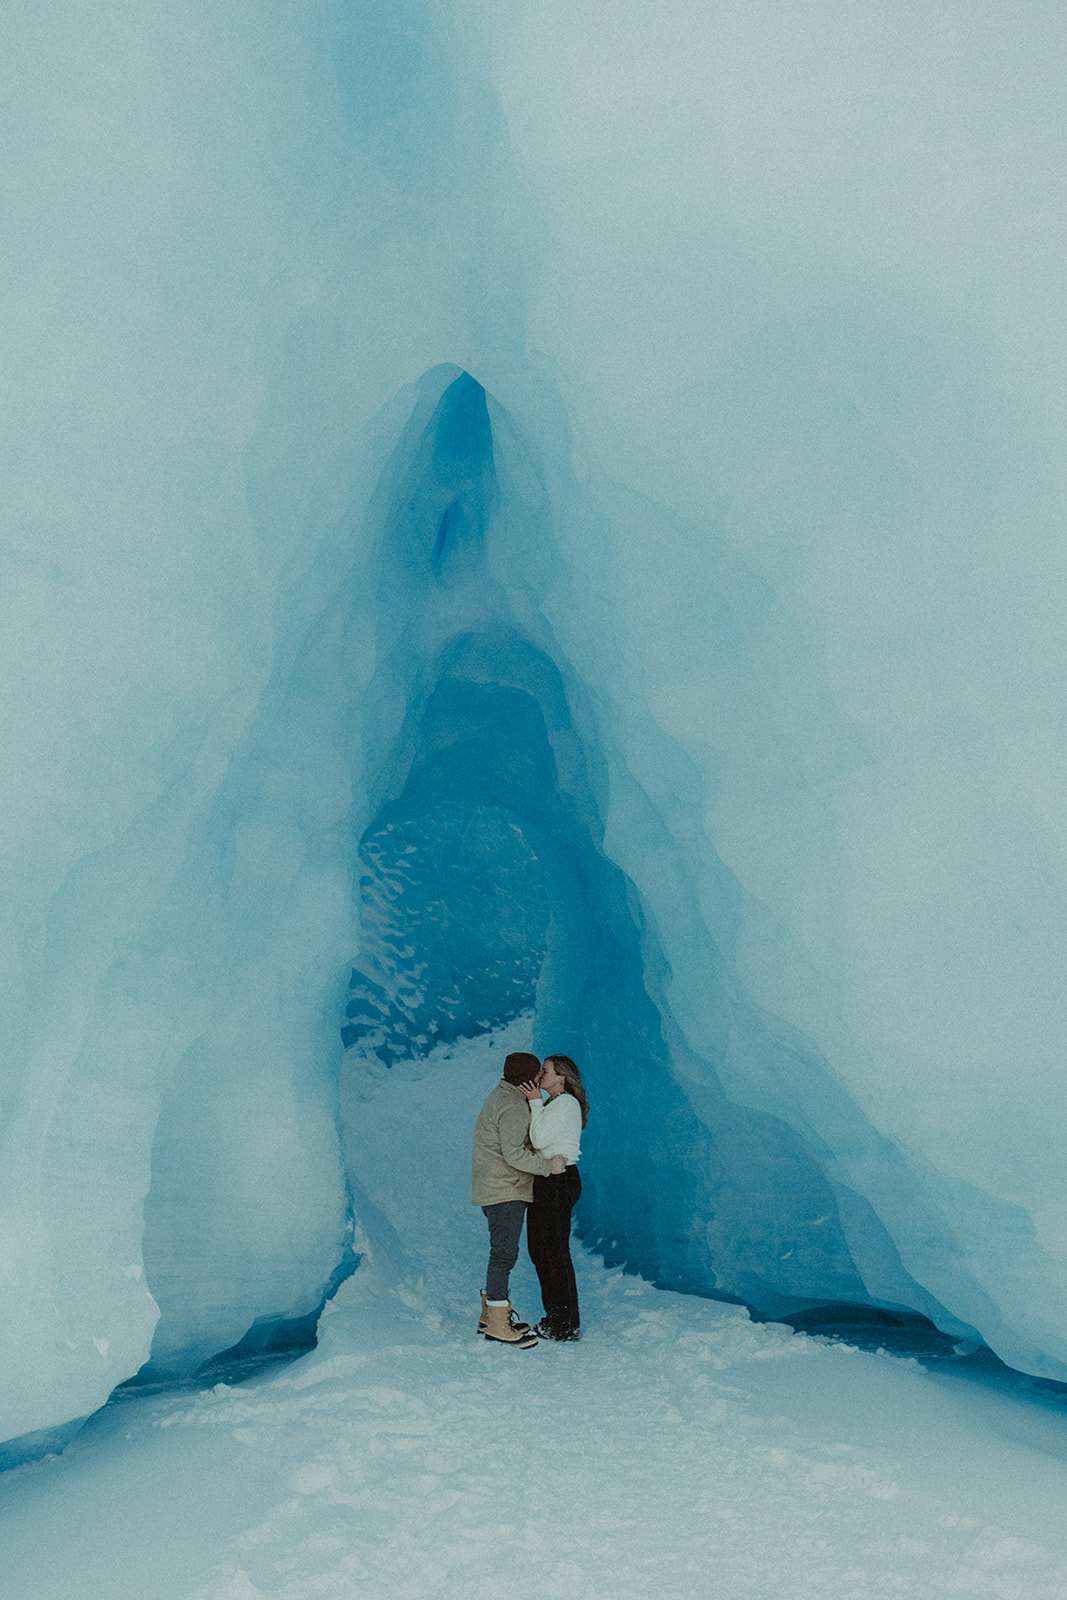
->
xmin=472 ymin=1050 xmax=565 ymax=1346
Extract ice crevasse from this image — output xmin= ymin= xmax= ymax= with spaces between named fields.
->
xmin=3 ymin=0 xmax=1067 ymax=1462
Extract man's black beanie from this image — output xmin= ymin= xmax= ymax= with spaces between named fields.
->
xmin=503 ymin=1051 xmax=540 ymax=1085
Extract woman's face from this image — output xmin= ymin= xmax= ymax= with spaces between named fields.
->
xmin=539 ymin=1058 xmax=565 ymax=1095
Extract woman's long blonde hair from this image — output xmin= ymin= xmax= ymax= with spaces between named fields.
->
xmin=544 ymin=1054 xmax=589 ymax=1129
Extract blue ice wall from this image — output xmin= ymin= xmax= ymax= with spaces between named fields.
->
xmin=3 ymin=0 xmax=1067 ymax=1458
xmin=337 ymin=368 xmax=977 ymax=1338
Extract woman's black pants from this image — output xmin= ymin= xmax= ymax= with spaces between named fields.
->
xmin=527 ymin=1166 xmax=581 ymax=1334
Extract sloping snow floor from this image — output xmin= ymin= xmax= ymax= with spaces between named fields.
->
xmin=4 ymin=1021 xmax=1067 ymax=1599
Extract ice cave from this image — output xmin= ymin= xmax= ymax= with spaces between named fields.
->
xmin=3 ymin=0 xmax=1067 ymax=1489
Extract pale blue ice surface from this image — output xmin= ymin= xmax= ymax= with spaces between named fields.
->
xmin=3 ymin=1028 xmax=1067 ymax=1600
xmin=3 ymin=2 xmax=1067 ymax=1463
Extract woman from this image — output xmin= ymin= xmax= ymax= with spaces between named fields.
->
xmin=519 ymin=1054 xmax=588 ymax=1341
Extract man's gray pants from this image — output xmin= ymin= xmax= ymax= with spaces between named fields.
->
xmin=482 ymin=1200 xmax=528 ymax=1301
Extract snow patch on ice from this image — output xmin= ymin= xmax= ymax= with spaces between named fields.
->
xmin=3 ymin=1031 xmax=1067 ymax=1599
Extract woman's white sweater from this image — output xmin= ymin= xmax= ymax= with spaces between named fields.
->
xmin=528 ymin=1092 xmax=582 ymax=1165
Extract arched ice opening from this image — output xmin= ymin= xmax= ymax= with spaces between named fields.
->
xmin=330 ymin=367 xmax=962 ymax=1328
xmin=121 ymin=364 xmax=975 ymax=1403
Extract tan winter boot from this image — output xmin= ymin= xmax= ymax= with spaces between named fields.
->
xmin=478 ymin=1291 xmax=531 ymax=1336
xmin=483 ymin=1300 xmax=539 ymax=1347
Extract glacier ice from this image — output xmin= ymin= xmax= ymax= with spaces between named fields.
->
xmin=3 ymin=1 xmax=1067 ymax=1462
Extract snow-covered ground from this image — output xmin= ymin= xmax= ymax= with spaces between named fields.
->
xmin=3 ymin=1022 xmax=1067 ymax=1599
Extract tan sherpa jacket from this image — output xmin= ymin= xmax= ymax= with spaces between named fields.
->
xmin=471 ymin=1080 xmax=553 ymax=1205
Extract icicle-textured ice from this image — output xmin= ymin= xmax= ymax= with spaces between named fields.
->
xmin=3 ymin=1 xmax=1067 ymax=1460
